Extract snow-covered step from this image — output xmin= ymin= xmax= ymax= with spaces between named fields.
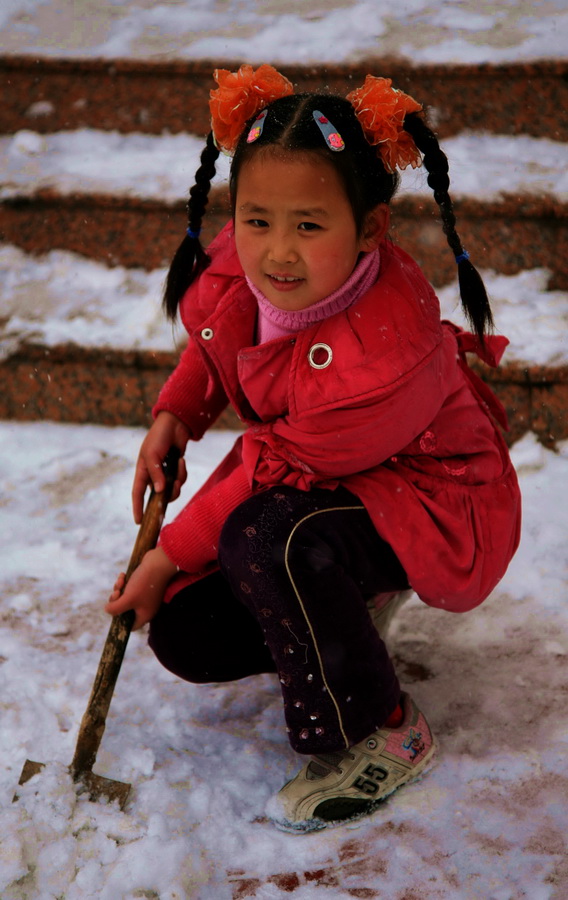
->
xmin=2 ymin=129 xmax=568 ymax=204
xmin=1 ymin=245 xmax=567 ymax=444
xmin=0 ymin=246 xmax=177 ymax=355
xmin=2 ymin=128 xmax=567 ymax=287
xmin=2 ymin=0 xmax=567 ymax=65
xmin=1 ymin=245 xmax=566 ymax=368
xmin=2 ymin=57 xmax=567 ymax=142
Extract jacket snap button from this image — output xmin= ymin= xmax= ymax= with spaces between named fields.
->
xmin=308 ymin=342 xmax=333 ymax=369
xmin=201 ymin=327 xmax=214 ymax=341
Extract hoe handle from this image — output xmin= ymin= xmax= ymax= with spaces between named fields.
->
xmin=70 ymin=447 xmax=180 ymax=779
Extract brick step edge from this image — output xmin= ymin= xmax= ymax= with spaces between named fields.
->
xmin=2 ymin=190 xmax=567 ymax=290
xmin=2 ymin=56 xmax=568 ymax=141
xmin=3 ymin=342 xmax=567 ymax=446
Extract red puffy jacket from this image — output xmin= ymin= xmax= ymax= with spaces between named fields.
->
xmin=156 ymin=223 xmax=521 ymax=612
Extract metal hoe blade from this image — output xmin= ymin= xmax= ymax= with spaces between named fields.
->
xmin=16 ymin=760 xmax=132 ymax=809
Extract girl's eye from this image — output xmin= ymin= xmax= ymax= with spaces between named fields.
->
xmin=248 ymin=218 xmax=268 ymax=228
xmin=298 ymin=222 xmax=321 ymax=232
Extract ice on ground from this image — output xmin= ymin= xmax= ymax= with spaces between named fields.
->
xmin=0 ymin=422 xmax=567 ymax=898
xmin=2 ymin=129 xmax=567 ymax=204
xmin=1 ymin=0 xmax=567 ymax=64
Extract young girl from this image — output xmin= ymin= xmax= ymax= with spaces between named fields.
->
xmin=106 ymin=65 xmax=521 ymax=831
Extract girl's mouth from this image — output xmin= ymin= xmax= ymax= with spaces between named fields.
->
xmin=267 ymin=274 xmax=304 ymax=291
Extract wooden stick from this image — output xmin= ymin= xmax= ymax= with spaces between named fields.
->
xmin=69 ymin=447 xmax=179 ymax=780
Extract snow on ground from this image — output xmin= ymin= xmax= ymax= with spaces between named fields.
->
xmin=1 ymin=0 xmax=567 ymax=64
xmin=2 ymin=243 xmax=567 ymax=368
xmin=3 ymin=129 xmax=568 ymax=205
xmin=0 ymin=421 xmax=567 ymax=899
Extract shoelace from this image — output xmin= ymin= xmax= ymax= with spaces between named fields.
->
xmin=308 ymin=751 xmax=356 ymax=778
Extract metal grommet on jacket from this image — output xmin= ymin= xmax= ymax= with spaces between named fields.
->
xmin=201 ymin=327 xmax=214 ymax=341
xmin=308 ymin=342 xmax=333 ymax=369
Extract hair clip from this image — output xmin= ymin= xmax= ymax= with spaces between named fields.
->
xmin=247 ymin=109 xmax=268 ymax=144
xmin=312 ymin=110 xmax=345 ymax=152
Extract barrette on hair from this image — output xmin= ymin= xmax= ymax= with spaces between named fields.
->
xmin=346 ymin=76 xmax=422 ymax=173
xmin=313 ymin=111 xmax=345 ymax=152
xmin=247 ymin=109 xmax=268 ymax=144
xmin=209 ymin=64 xmax=293 ymax=155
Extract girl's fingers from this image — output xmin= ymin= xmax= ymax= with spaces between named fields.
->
xmin=105 ymin=591 xmax=131 ymax=616
xmin=107 ymin=573 xmax=127 ymax=605
xmin=105 ymin=592 xmax=146 ymax=631
xmin=110 ymin=573 xmax=126 ymax=595
xmin=132 ymin=460 xmax=151 ymax=524
xmin=177 ymin=456 xmax=187 ymax=486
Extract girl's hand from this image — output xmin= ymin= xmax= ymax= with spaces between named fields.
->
xmin=132 ymin=411 xmax=190 ymax=524
xmin=105 ymin=547 xmax=179 ymax=630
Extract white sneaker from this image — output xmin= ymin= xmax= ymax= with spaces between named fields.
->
xmin=267 ymin=692 xmax=435 ymax=832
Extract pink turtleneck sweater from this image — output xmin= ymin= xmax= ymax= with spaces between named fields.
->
xmin=246 ymin=249 xmax=381 ymax=344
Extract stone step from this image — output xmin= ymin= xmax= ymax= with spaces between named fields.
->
xmin=2 ymin=340 xmax=566 ymax=447
xmin=2 ymin=57 xmax=568 ymax=141
xmin=2 ymin=189 xmax=567 ymax=290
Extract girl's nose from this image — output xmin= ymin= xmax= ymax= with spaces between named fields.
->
xmin=268 ymin=231 xmax=298 ymax=265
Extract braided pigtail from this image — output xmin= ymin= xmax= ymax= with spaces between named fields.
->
xmin=162 ymin=131 xmax=220 ymax=320
xmin=402 ymin=112 xmax=493 ymax=341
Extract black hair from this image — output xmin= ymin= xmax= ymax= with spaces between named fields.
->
xmin=402 ymin=112 xmax=493 ymax=340
xmin=163 ymin=89 xmax=492 ymax=341
xmin=163 ymin=131 xmax=220 ymax=319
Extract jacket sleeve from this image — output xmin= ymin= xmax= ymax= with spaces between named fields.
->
xmin=159 ymin=462 xmax=253 ymax=574
xmin=242 ymin=341 xmax=452 ymax=490
xmin=153 ymin=338 xmax=229 ymax=441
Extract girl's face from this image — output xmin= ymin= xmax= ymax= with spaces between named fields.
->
xmin=234 ymin=151 xmax=388 ymax=311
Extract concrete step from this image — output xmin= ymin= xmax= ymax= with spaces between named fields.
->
xmin=2 ymin=57 xmax=568 ymax=141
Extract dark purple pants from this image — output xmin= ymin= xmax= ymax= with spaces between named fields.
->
xmin=149 ymin=485 xmax=409 ymax=753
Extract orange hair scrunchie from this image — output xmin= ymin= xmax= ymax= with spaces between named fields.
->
xmin=209 ymin=64 xmax=294 ymax=155
xmin=346 ymin=76 xmax=423 ymax=173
